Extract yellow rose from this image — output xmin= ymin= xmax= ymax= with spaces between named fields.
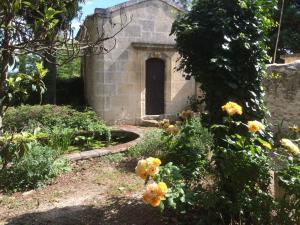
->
xmin=158 ymin=182 xmax=168 ymax=196
xmin=146 ymin=157 xmax=161 ymax=167
xmin=166 ymin=125 xmax=179 ymax=135
xmin=135 ymin=159 xmax=148 ymax=180
xmin=280 ymin=138 xmax=300 ymax=156
xmin=143 ymin=182 xmax=168 ymax=207
xmin=146 ymin=157 xmax=161 ymax=176
xmin=135 ymin=157 xmax=162 ymax=179
xmin=159 ymin=119 xmax=170 ymax=129
xmin=247 ymin=121 xmax=265 ymax=133
xmin=221 ymin=102 xmax=243 ymax=116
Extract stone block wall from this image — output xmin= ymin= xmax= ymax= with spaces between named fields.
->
xmin=83 ymin=0 xmax=195 ymax=125
xmin=264 ymin=72 xmax=300 ymax=126
xmin=265 ymin=59 xmax=300 ymax=127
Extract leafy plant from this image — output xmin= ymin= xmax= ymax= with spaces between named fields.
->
xmin=48 ymin=127 xmax=74 ymax=154
xmin=0 ymin=143 xmax=70 ymax=192
xmin=163 ymin=117 xmax=214 ymax=181
xmin=136 ymin=105 xmax=300 ymax=225
xmin=0 ymin=132 xmax=36 ymax=169
xmin=172 ymin=0 xmax=277 ymax=124
xmin=3 ymin=105 xmax=111 ymax=142
xmin=271 ymin=140 xmax=300 ymax=224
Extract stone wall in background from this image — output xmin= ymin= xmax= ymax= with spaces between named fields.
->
xmin=265 ymin=60 xmax=300 ymax=127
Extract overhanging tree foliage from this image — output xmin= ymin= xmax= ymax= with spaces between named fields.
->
xmin=172 ymin=0 xmax=277 ymax=125
xmin=29 ymin=0 xmax=85 ymax=104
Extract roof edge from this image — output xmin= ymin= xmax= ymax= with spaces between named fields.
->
xmin=95 ymin=0 xmax=186 ymax=14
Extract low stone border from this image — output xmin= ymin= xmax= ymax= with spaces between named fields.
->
xmin=64 ymin=125 xmax=147 ymax=161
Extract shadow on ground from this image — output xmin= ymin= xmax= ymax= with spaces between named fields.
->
xmin=4 ymin=197 xmax=167 ymax=225
xmin=115 ymin=158 xmax=138 ymax=173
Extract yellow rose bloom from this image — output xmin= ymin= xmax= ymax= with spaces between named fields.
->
xmin=146 ymin=157 xmax=161 ymax=176
xmin=135 ymin=159 xmax=148 ymax=180
xmin=280 ymin=138 xmax=300 ymax=156
xmin=158 ymin=182 xmax=168 ymax=195
xmin=247 ymin=121 xmax=265 ymax=133
xmin=179 ymin=110 xmax=195 ymax=120
xmin=135 ymin=157 xmax=162 ymax=179
xmin=143 ymin=182 xmax=168 ymax=207
xmin=166 ymin=125 xmax=179 ymax=135
xmin=221 ymin=101 xmax=243 ymax=116
xmin=158 ymin=119 xmax=170 ymax=129
xmin=143 ymin=183 xmax=162 ymax=207
xmin=146 ymin=157 xmax=161 ymax=167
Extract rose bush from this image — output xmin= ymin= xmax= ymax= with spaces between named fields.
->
xmin=134 ymin=103 xmax=300 ymax=224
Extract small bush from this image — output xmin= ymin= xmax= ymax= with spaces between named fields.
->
xmin=48 ymin=127 xmax=74 ymax=154
xmin=163 ymin=117 xmax=214 ymax=180
xmin=0 ymin=143 xmax=70 ymax=192
xmin=3 ymin=105 xmax=111 ymax=142
xmin=135 ymin=105 xmax=300 ymax=225
xmin=128 ymin=129 xmax=164 ymax=158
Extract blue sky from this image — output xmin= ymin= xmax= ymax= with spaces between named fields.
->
xmin=72 ymin=0 xmax=127 ymax=32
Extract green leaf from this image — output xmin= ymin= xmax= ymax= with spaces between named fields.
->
xmin=36 ymin=62 xmax=48 ymax=78
xmin=167 ymin=198 xmax=176 ymax=209
xmin=159 ymin=201 xmax=165 ymax=212
xmin=257 ymin=138 xmax=272 ymax=150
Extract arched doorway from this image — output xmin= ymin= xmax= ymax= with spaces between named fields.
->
xmin=146 ymin=58 xmax=165 ymax=115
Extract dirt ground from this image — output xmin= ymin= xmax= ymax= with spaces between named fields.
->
xmin=0 ymin=155 xmax=169 ymax=225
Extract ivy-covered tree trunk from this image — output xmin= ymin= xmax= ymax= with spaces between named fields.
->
xmin=172 ymin=0 xmax=276 ymax=125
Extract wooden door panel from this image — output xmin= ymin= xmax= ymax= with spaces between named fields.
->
xmin=146 ymin=58 xmax=165 ymax=115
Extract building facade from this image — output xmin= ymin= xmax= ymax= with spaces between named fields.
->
xmin=81 ymin=0 xmax=196 ymax=125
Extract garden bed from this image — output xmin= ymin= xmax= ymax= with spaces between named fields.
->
xmin=60 ymin=129 xmax=140 ymax=153
xmin=0 ymin=105 xmax=144 ymax=193
xmin=65 ymin=127 xmax=144 ymax=161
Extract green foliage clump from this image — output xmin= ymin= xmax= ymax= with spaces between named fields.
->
xmin=172 ymin=0 xmax=276 ymax=124
xmin=0 ymin=132 xmax=36 ymax=169
xmin=149 ymin=108 xmax=300 ymax=224
xmin=128 ymin=129 xmax=164 ymax=158
xmin=163 ymin=117 xmax=213 ymax=181
xmin=48 ymin=127 xmax=74 ymax=154
xmin=0 ymin=143 xmax=70 ymax=192
xmin=57 ymin=56 xmax=80 ymax=80
xmin=275 ymin=156 xmax=300 ymax=224
xmin=3 ymin=105 xmax=111 ymax=140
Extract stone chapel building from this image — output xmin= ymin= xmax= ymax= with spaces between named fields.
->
xmin=80 ymin=0 xmax=196 ymax=125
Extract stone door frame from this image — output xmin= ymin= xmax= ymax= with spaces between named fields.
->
xmin=132 ymin=43 xmax=176 ymax=119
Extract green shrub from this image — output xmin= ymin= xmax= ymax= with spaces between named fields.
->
xmin=0 ymin=132 xmax=37 ymax=169
xmin=48 ymin=127 xmax=74 ymax=154
xmin=0 ymin=143 xmax=70 ymax=192
xmin=163 ymin=117 xmax=214 ymax=181
xmin=172 ymin=0 xmax=276 ymax=124
xmin=128 ymin=129 xmax=164 ymax=158
xmin=140 ymin=106 xmax=300 ymax=225
xmin=3 ymin=105 xmax=111 ymax=142
xmin=272 ymin=144 xmax=300 ymax=224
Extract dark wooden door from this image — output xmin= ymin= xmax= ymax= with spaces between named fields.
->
xmin=146 ymin=58 xmax=165 ymax=115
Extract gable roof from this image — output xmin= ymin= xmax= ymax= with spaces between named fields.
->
xmin=94 ymin=0 xmax=185 ymax=14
